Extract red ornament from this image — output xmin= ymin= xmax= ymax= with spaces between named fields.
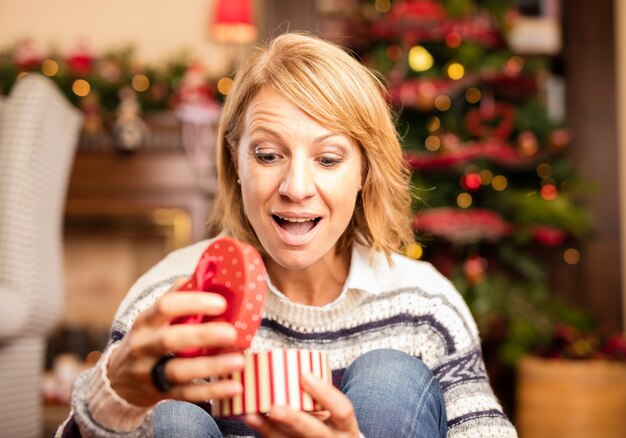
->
xmin=171 ymin=237 xmax=267 ymax=357
xmin=461 ymin=172 xmax=482 ymax=191
xmin=540 ymin=184 xmax=558 ymax=201
xmin=67 ymin=43 xmax=93 ymax=76
xmin=532 ymin=225 xmax=566 ymax=247
xmin=13 ymin=39 xmax=44 ymax=71
xmin=464 ymin=255 xmax=488 ymax=285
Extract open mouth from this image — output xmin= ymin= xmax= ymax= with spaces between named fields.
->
xmin=272 ymin=214 xmax=321 ymax=235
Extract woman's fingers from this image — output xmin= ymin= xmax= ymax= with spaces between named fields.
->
xmin=300 ymin=373 xmax=359 ymax=433
xmin=245 ymin=413 xmax=298 ymax=438
xmin=255 ymin=406 xmax=333 ymax=437
xmin=139 ymin=291 xmax=228 ymax=327
xmin=166 ymin=377 xmax=243 ymax=402
xmin=164 ymin=353 xmax=245 ymax=385
xmin=125 ymin=321 xmax=238 ymax=357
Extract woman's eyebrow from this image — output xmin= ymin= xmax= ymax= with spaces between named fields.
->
xmin=248 ymin=125 xmax=284 ymax=140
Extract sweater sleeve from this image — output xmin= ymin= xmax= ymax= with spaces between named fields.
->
xmin=54 ymin=240 xmax=210 ymax=437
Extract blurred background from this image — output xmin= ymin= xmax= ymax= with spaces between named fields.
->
xmin=0 ymin=0 xmax=624 ymax=437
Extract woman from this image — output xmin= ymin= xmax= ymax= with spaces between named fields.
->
xmin=58 ymin=33 xmax=517 ymax=437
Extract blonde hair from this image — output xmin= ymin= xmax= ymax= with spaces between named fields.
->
xmin=208 ymin=32 xmax=414 ymax=260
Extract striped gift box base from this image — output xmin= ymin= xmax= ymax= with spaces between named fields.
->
xmin=212 ymin=349 xmax=331 ymax=417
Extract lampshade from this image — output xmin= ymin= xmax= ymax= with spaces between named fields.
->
xmin=212 ymin=0 xmax=258 ymax=44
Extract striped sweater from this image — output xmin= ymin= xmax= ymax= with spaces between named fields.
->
xmin=60 ymin=239 xmax=517 ymax=437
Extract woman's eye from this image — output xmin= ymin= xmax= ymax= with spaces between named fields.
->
xmin=319 ymin=156 xmax=342 ymax=168
xmin=254 ymin=152 xmax=278 ymax=164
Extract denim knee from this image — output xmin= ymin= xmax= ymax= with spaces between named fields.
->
xmin=153 ymin=400 xmax=222 ymax=438
xmin=340 ymin=348 xmax=447 ymax=438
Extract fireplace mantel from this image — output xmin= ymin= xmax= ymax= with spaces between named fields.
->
xmin=66 ymin=148 xmax=215 ymax=243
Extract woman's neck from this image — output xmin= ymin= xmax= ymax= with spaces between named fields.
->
xmin=265 ymin=247 xmax=352 ymax=306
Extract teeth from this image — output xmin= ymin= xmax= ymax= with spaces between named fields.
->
xmin=276 ymin=215 xmax=317 ymax=223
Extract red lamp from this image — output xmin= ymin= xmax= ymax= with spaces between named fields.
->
xmin=212 ymin=0 xmax=258 ymax=44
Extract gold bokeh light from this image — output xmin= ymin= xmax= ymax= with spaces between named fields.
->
xmin=72 ymin=79 xmax=90 ymax=97
xmin=563 ymin=248 xmax=581 ymax=265
xmin=457 ymin=192 xmax=473 ymax=208
xmin=446 ymin=62 xmax=465 ymax=80
xmin=492 ymin=175 xmax=508 ymax=191
xmin=408 ymin=46 xmax=434 ymax=72
xmin=131 ymin=74 xmax=150 ymax=92
xmin=465 ymin=87 xmax=481 ymax=104
xmin=217 ymin=77 xmax=233 ymax=95
xmin=434 ymin=95 xmax=451 ymax=111
xmin=41 ymin=59 xmax=59 ymax=77
xmin=425 ymin=135 xmax=441 ymax=151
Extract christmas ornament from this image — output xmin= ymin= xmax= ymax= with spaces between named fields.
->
xmin=175 ymin=62 xmax=222 ymax=180
xmin=67 ymin=42 xmax=94 ymax=76
xmin=114 ymin=86 xmax=147 ymax=151
xmin=532 ymin=225 xmax=566 ymax=247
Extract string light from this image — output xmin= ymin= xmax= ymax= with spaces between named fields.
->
xmin=505 ymin=56 xmax=524 ymax=75
xmin=425 ymin=135 xmax=441 ymax=151
xmin=445 ymin=32 xmax=461 ymax=48
xmin=386 ymin=45 xmax=402 ymax=61
xmin=446 ymin=62 xmax=465 ymax=80
xmin=72 ymin=79 xmax=90 ymax=97
xmin=131 ymin=74 xmax=150 ymax=92
xmin=457 ymin=192 xmax=473 ymax=208
xmin=408 ymin=45 xmax=434 ymax=72
xmin=375 ymin=0 xmax=391 ymax=13
xmin=405 ymin=242 xmax=423 ymax=259
xmin=434 ymin=95 xmax=451 ymax=111
xmin=41 ymin=59 xmax=59 ymax=77
xmin=462 ymin=173 xmax=482 ymax=191
xmin=563 ymin=248 xmax=581 ymax=265
xmin=427 ymin=116 xmax=441 ymax=132
xmin=217 ymin=77 xmax=233 ymax=95
xmin=465 ymin=87 xmax=481 ymax=104
xmin=492 ymin=175 xmax=508 ymax=191
xmin=479 ymin=169 xmax=493 ymax=185
xmin=541 ymin=184 xmax=557 ymax=201
xmin=536 ymin=162 xmax=552 ymax=178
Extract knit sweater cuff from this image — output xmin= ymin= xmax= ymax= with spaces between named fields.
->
xmin=86 ymin=344 xmax=152 ymax=432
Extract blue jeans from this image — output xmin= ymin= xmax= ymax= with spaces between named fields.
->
xmin=153 ymin=349 xmax=447 ymax=437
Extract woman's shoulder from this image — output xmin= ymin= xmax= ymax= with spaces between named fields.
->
xmin=367 ymin=248 xmax=459 ymax=297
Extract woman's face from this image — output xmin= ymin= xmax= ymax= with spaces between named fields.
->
xmin=236 ymin=86 xmax=363 ymax=271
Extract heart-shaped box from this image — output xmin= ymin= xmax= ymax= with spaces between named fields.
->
xmin=212 ymin=349 xmax=331 ymax=417
xmin=171 ymin=237 xmax=267 ymax=357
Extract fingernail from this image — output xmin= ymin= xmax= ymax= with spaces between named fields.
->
xmin=268 ymin=407 xmax=286 ymax=420
xmin=300 ymin=373 xmax=315 ymax=384
xmin=229 ymin=354 xmax=245 ymax=368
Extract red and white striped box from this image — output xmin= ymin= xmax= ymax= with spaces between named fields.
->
xmin=212 ymin=349 xmax=331 ymax=417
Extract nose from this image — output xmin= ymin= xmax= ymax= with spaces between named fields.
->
xmin=278 ymin=158 xmax=315 ymax=202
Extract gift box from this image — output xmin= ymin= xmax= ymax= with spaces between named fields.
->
xmin=212 ymin=349 xmax=331 ymax=417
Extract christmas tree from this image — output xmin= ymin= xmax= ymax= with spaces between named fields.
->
xmin=341 ymin=0 xmax=593 ymax=366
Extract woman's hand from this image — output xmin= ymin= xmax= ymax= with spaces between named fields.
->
xmin=245 ymin=373 xmax=361 ymax=438
xmin=106 ymin=279 xmax=245 ymax=407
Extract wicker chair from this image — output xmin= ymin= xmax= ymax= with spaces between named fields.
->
xmin=0 ymin=74 xmax=82 ymax=437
